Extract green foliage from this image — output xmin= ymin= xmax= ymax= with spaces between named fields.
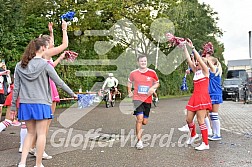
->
xmin=0 ymin=0 xmax=226 ymax=98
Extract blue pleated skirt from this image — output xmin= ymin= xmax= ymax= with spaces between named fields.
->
xmin=18 ymin=103 xmax=53 ymax=121
xmin=210 ymin=95 xmax=223 ymax=104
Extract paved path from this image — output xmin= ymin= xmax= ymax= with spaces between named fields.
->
xmin=219 ymin=102 xmax=252 ymax=135
xmin=0 ymin=97 xmax=252 ymax=167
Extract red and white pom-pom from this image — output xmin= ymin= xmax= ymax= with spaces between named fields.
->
xmin=166 ymin=33 xmax=174 ymax=41
xmin=64 ymin=50 xmax=78 ymax=62
xmin=202 ymin=42 xmax=214 ymax=57
xmin=166 ymin=33 xmax=187 ymax=48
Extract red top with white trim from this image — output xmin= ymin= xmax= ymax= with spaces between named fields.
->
xmin=128 ymin=68 xmax=159 ymax=103
xmin=186 ymin=70 xmax=212 ymax=111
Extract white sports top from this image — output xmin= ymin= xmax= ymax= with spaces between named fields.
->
xmin=193 ymin=70 xmax=207 ymax=81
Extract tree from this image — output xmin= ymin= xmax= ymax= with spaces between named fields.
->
xmin=0 ymin=0 xmax=225 ymax=97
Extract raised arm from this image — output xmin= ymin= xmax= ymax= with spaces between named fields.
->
xmin=183 ymin=45 xmax=196 ymax=73
xmin=187 ymin=39 xmax=209 ymax=76
xmin=207 ymin=57 xmax=216 ymax=73
xmin=44 ymin=20 xmax=68 ymax=57
xmin=48 ymin=22 xmax=54 ymax=46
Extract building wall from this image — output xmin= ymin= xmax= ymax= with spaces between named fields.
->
xmin=228 ymin=59 xmax=252 ymax=77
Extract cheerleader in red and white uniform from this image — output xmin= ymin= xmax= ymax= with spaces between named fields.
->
xmin=183 ymin=39 xmax=212 ymax=151
xmin=0 ymin=73 xmax=20 ymax=133
xmin=5 ymin=83 xmax=25 ymax=153
xmin=0 ymin=76 xmax=25 ymax=153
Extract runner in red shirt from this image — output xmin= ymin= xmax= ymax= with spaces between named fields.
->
xmin=128 ymin=54 xmax=159 ymax=150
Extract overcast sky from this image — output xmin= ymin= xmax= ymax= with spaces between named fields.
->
xmin=198 ymin=0 xmax=252 ymax=62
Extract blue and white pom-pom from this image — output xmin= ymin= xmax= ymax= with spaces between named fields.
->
xmin=180 ymin=74 xmax=188 ymax=91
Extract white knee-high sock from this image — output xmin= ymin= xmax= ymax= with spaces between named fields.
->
xmin=210 ymin=112 xmax=221 ymax=136
xmin=0 ymin=119 xmax=12 ymax=132
xmin=20 ymin=122 xmax=27 ymax=147
xmin=204 ymin=117 xmax=212 ymax=135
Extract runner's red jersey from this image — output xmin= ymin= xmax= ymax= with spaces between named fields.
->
xmin=128 ymin=68 xmax=159 ymax=103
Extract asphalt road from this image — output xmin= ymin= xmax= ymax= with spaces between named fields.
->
xmin=0 ymin=97 xmax=252 ymax=167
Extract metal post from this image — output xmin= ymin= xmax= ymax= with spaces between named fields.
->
xmin=250 ymin=31 xmax=252 ymax=101
xmin=155 ymin=40 xmax=160 ymax=69
xmin=249 ymin=31 xmax=251 ymax=59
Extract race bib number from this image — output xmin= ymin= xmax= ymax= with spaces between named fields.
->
xmin=138 ymin=85 xmax=149 ymax=94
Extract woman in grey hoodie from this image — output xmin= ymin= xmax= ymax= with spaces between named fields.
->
xmin=11 ymin=37 xmax=77 ymax=167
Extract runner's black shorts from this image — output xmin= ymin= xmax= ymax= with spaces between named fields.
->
xmin=133 ymin=100 xmax=151 ymax=118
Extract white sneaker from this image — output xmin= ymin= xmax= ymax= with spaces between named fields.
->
xmin=136 ymin=140 xmax=143 ymax=150
xmin=34 ymin=151 xmax=52 ymax=160
xmin=29 ymin=148 xmax=36 ymax=155
xmin=186 ymin=134 xmax=199 ymax=145
xmin=34 ymin=164 xmax=44 ymax=167
xmin=178 ymin=125 xmax=190 ymax=132
xmin=19 ymin=145 xmax=23 ymax=153
xmin=195 ymin=142 xmax=209 ymax=151
xmin=42 ymin=151 xmax=52 ymax=160
xmin=18 ymin=163 xmax=26 ymax=167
